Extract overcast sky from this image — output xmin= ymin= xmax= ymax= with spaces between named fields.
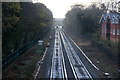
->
xmin=1 ymin=0 xmax=119 ymax=18
xmin=33 ymin=0 xmax=95 ymax=18
xmin=33 ymin=0 xmax=118 ymax=18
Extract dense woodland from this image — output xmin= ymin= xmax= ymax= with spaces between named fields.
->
xmin=2 ymin=2 xmax=53 ymax=58
xmin=64 ymin=3 xmax=106 ymax=38
xmin=64 ymin=3 xmax=119 ymax=55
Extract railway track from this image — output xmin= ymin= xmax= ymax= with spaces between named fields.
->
xmin=49 ymin=29 xmax=93 ymax=79
xmin=50 ymin=30 xmax=67 ymax=79
xmin=60 ymin=30 xmax=93 ymax=79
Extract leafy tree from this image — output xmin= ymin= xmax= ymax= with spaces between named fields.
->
xmin=64 ymin=3 xmax=106 ymax=36
xmin=2 ymin=2 xmax=53 ymax=58
xmin=2 ymin=2 xmax=22 ymax=57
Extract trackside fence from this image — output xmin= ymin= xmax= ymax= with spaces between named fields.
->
xmin=2 ymin=36 xmax=42 ymax=70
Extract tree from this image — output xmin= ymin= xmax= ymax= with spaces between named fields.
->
xmin=2 ymin=2 xmax=53 ymax=58
xmin=2 ymin=2 xmax=22 ymax=57
xmin=64 ymin=3 xmax=104 ymax=36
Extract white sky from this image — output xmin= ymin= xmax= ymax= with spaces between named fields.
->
xmin=32 ymin=0 xmax=119 ymax=18
xmin=33 ymin=0 xmax=95 ymax=18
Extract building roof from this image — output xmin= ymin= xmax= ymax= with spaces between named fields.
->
xmin=99 ymin=12 xmax=120 ymax=24
xmin=108 ymin=12 xmax=120 ymax=19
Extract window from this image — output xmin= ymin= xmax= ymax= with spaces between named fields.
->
xmin=117 ymin=30 xmax=119 ymax=35
xmin=115 ymin=17 xmax=119 ymax=24
xmin=111 ymin=29 xmax=112 ymax=34
xmin=113 ymin=29 xmax=115 ymax=35
xmin=112 ymin=16 xmax=115 ymax=24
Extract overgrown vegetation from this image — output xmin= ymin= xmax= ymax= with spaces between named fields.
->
xmin=64 ymin=3 xmax=119 ymax=52
xmin=2 ymin=2 xmax=53 ymax=58
xmin=64 ymin=3 xmax=105 ymax=35
xmin=3 ymin=43 xmax=45 ymax=78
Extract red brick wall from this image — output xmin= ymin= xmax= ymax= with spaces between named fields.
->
xmin=110 ymin=23 xmax=120 ymax=42
xmin=101 ymin=22 xmax=120 ymax=42
xmin=116 ymin=24 xmax=120 ymax=42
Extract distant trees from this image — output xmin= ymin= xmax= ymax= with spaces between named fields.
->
xmin=2 ymin=2 xmax=53 ymax=58
xmin=64 ymin=3 xmax=106 ymax=36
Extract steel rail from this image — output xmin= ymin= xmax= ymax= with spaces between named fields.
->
xmin=63 ymin=30 xmax=99 ymax=71
xmin=50 ymin=30 xmax=58 ymax=79
xmin=60 ymin=31 xmax=78 ymax=79
xmin=58 ymin=31 xmax=68 ymax=80
xmin=50 ymin=30 xmax=67 ymax=79
xmin=60 ymin=31 xmax=93 ymax=79
xmin=62 ymin=31 xmax=93 ymax=79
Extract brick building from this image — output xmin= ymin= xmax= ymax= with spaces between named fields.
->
xmin=99 ymin=12 xmax=120 ymax=42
